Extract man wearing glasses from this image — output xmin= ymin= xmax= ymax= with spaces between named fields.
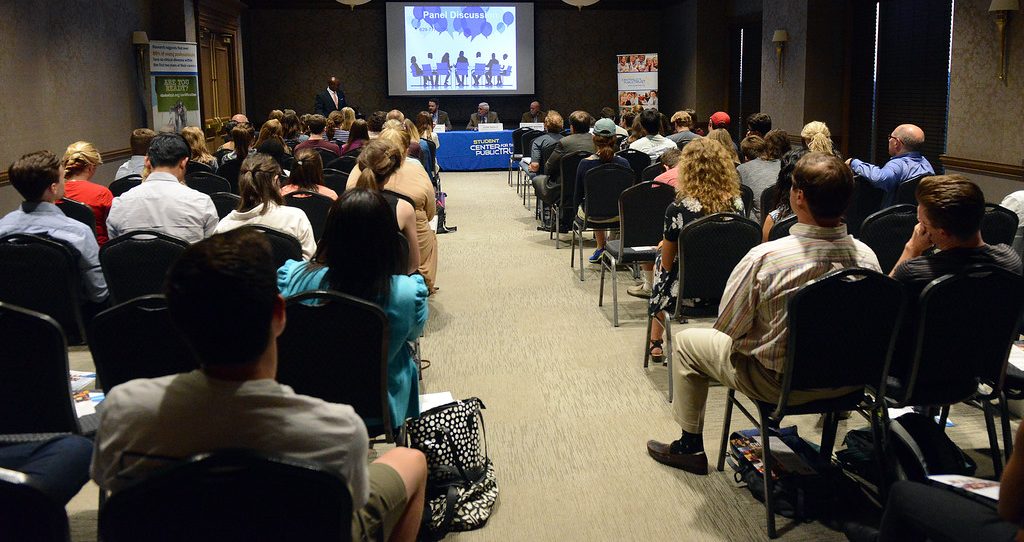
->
xmin=846 ymin=123 xmax=934 ymax=207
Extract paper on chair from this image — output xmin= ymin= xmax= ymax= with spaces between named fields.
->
xmin=929 ymin=475 xmax=1000 ymax=500
xmin=69 ymin=370 xmax=96 ymax=393
xmin=1009 ymin=343 xmax=1024 ymax=372
xmin=420 ymin=392 xmax=455 ymax=412
xmin=74 ymin=391 xmax=105 ymax=418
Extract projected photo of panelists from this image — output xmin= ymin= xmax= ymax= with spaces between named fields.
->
xmin=403 ymin=6 xmax=518 ymax=91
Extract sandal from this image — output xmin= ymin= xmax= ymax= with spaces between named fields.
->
xmin=648 ymin=339 xmax=665 ymax=364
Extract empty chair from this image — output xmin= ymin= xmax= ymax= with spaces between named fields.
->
xmin=322 ymin=168 xmax=348 ymax=194
xmin=739 ymin=184 xmax=754 ymax=219
xmin=55 ymin=198 xmax=96 ymax=237
xmin=894 ymin=174 xmax=928 ymax=206
xmin=0 ymin=234 xmax=87 ymax=344
xmin=209 ymin=191 xmax=241 ymax=220
xmin=570 ymin=163 xmax=633 ymax=281
xmin=0 ymin=467 xmax=70 ymax=542
xmin=100 ymin=230 xmax=189 ymax=304
xmin=88 ymin=295 xmax=198 ymax=393
xmin=108 ymin=175 xmax=142 ymax=197
xmin=240 ymin=225 xmax=303 ymax=268
xmin=859 ymin=204 xmax=918 ymax=273
xmin=99 ymin=449 xmax=353 ymax=542
xmin=640 ymin=163 xmax=663 ymax=183
xmin=277 ymin=290 xmax=393 ymax=441
xmin=0 ymin=302 xmax=94 ymax=436
xmin=715 ymin=268 xmax=906 ymax=538
xmin=552 ymin=151 xmax=592 ymax=247
xmin=845 ymin=176 xmax=887 ymax=237
xmin=981 ymin=203 xmax=1019 ymax=247
xmin=312 ymin=147 xmax=339 ymax=166
xmin=759 ymin=185 xmax=779 ymax=227
xmin=508 ymin=127 xmax=530 ymax=186
xmin=767 ymin=214 xmax=798 ymax=241
xmin=615 ymin=148 xmax=651 ymax=181
xmin=324 ymin=155 xmax=357 ymax=176
xmin=185 ymin=171 xmax=231 ymax=195
xmin=185 ymin=160 xmax=215 ymax=176
xmin=217 ymin=158 xmax=243 ymax=194
xmin=599 ymin=181 xmax=676 ymax=326
xmin=284 ymin=191 xmax=333 ymax=241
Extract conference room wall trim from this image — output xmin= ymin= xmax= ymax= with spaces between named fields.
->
xmin=940 ymin=156 xmax=1024 ymax=179
xmin=0 ymin=149 xmax=133 ymax=187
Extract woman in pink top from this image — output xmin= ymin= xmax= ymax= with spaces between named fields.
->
xmin=61 ymin=141 xmax=113 ymax=245
xmin=280 ymin=149 xmax=338 ymax=200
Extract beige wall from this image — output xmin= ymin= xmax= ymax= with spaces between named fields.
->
xmin=760 ymin=0 xmax=807 ymax=135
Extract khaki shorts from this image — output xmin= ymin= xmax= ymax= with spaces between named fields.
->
xmin=353 ymin=462 xmax=408 ymax=542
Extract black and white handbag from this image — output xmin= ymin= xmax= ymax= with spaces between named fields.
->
xmin=404 ymin=397 xmax=497 ymax=540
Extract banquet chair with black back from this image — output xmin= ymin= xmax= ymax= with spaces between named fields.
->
xmin=210 ymin=191 xmax=240 ymax=220
xmin=599 ymin=181 xmax=675 ymax=326
xmin=99 ymin=449 xmax=353 ymax=542
xmin=185 ymin=171 xmax=231 ymax=195
xmin=325 ymin=155 xmax=358 ymax=177
xmin=185 ymin=160 xmax=215 ymax=176
xmin=217 ymin=158 xmax=243 ymax=194
xmin=88 ymin=295 xmax=198 ymax=394
xmin=99 ymin=230 xmax=189 ymax=305
xmin=519 ymin=130 xmax=544 ymax=198
xmin=322 ymin=168 xmax=348 ymax=194
xmin=616 ymin=148 xmax=652 ymax=181
xmin=552 ymin=150 xmax=591 ymax=248
xmin=767 ymin=214 xmax=798 ymax=241
xmin=508 ymin=126 xmax=530 ymax=186
xmin=648 ymin=213 xmax=761 ymax=402
xmin=981 ymin=203 xmax=1019 ymax=247
xmin=715 ymin=268 xmax=906 ymax=538
xmin=313 ymin=148 xmax=340 ymax=168
xmin=0 ymin=466 xmax=70 ymax=542
xmin=532 ymin=137 xmax=558 ymax=217
xmin=739 ymin=184 xmax=754 ymax=220
xmin=844 ymin=176 xmax=887 ymax=237
xmin=276 ymin=290 xmax=395 ymax=443
xmin=640 ymin=163 xmax=663 ymax=183
xmin=570 ymin=163 xmax=634 ymax=281
xmin=284 ymin=190 xmax=333 ymax=241
xmin=894 ymin=175 xmax=929 ymax=206
xmin=0 ymin=234 xmax=88 ymax=344
xmin=859 ymin=204 xmax=918 ymax=273
xmin=108 ymin=174 xmax=142 ymax=198
xmin=55 ymin=198 xmax=96 ymax=237
xmin=0 ymin=302 xmax=97 ymax=439
xmin=759 ymin=185 xmax=779 ymax=227
xmin=240 ymin=225 xmax=303 ymax=269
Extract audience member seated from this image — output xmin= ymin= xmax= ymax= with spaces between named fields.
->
xmin=219 ymin=122 xmax=253 ymax=166
xmin=650 ymin=148 xmax=683 ymax=189
xmin=847 ymin=123 xmax=934 ymax=207
xmin=628 ymin=109 xmax=677 ymax=161
xmin=213 ymin=113 xmax=249 ymax=155
xmin=762 ymin=148 xmax=807 ymax=241
xmin=415 ymin=111 xmax=440 ymax=152
xmin=216 ymin=154 xmax=316 ymax=259
xmin=278 ymin=188 xmax=428 ymax=428
xmin=737 ymin=135 xmax=781 ymax=224
xmin=575 ymin=118 xmax=631 ymax=264
xmin=107 ymin=133 xmax=219 ymax=244
xmin=525 ymin=110 xmax=565 ymax=179
xmin=667 ymin=111 xmax=702 ymax=148
xmin=294 ymin=114 xmax=342 ymax=158
xmin=90 ymin=229 xmax=428 ymax=542
xmin=367 ymin=111 xmax=388 ymax=139
xmin=644 ymin=138 xmax=745 ymax=364
xmin=707 ymin=111 xmax=738 ymax=155
xmin=619 ymin=110 xmax=639 ymax=148
xmin=707 ymin=128 xmax=740 ymax=165
xmin=521 ymin=101 xmax=544 ymax=124
xmin=646 ymin=152 xmax=880 ymax=474
xmin=764 ymin=128 xmax=792 ymax=160
xmin=0 ymin=150 xmax=108 ymax=303
xmin=347 ymin=136 xmax=437 ymax=290
xmin=466 ymin=102 xmax=500 ymax=130
xmin=329 ymin=108 xmax=356 ymax=146
xmin=115 ymin=128 xmax=156 ymax=180
xmin=257 ymin=138 xmax=292 ymax=174
xmin=600 ymin=107 xmax=628 ymax=137
xmin=281 ymin=111 xmax=307 ymax=151
xmin=801 ymin=120 xmax=840 ymax=157
xmin=182 ymin=126 xmax=219 ymax=172
xmin=387 ymin=109 xmax=406 ymax=123
xmin=61 ymin=141 xmax=114 ymax=245
xmin=341 ymin=119 xmax=370 ymax=156
xmin=281 ymin=149 xmax=339 ymax=200
xmin=744 ymin=112 xmax=772 ymax=138
xmin=254 ymin=119 xmax=292 ymax=160
xmin=532 ymin=111 xmax=596 ymax=239
xmin=0 ymin=435 xmax=93 ymax=505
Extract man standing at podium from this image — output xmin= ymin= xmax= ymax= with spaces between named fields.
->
xmin=314 ymin=76 xmax=346 ymax=117
xmin=466 ymin=102 xmax=499 ymax=130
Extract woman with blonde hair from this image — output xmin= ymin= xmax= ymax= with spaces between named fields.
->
xmin=62 ymin=141 xmax=114 ymax=245
xmin=645 ymin=138 xmax=744 ymax=362
xmin=707 ymin=128 xmax=740 ymax=165
xmin=215 ymin=153 xmax=316 ymax=259
xmin=181 ymin=126 xmax=218 ymax=171
xmin=254 ymin=119 xmax=288 ymax=152
xmin=801 ymin=121 xmax=836 ymax=156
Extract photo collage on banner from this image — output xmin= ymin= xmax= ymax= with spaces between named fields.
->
xmin=405 ymin=6 xmax=518 ymax=91
xmin=616 ymin=53 xmax=659 ymax=115
xmin=149 ymin=41 xmax=201 ymax=133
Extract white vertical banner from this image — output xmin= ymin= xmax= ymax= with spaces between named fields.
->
xmin=616 ymin=53 xmax=659 ymax=114
xmin=149 ymin=41 xmax=201 ymax=133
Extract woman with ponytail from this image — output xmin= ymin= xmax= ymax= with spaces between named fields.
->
xmin=801 ymin=121 xmax=840 ymax=158
xmin=277 ymin=187 xmax=428 ymax=428
xmin=574 ymin=118 xmax=632 ymax=263
xmin=215 ymin=153 xmax=317 ymax=258
xmin=61 ymin=141 xmax=113 ymax=245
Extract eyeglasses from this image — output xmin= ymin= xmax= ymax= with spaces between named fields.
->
xmin=888 ymin=135 xmax=900 ymax=143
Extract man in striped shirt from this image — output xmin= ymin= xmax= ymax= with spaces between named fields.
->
xmin=647 ymin=153 xmax=881 ymax=475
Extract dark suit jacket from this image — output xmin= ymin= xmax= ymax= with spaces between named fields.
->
xmin=521 ymin=111 xmax=546 ymax=124
xmin=434 ymin=110 xmax=452 ymax=132
xmin=537 ymin=133 xmax=596 ymax=202
xmin=466 ymin=111 xmax=500 ymax=130
xmin=314 ymin=88 xmax=345 ymax=117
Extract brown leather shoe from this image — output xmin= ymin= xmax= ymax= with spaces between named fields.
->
xmin=646 ymin=440 xmax=709 ymax=475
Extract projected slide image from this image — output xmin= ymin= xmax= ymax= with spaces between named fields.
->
xmin=405 ymin=6 xmax=517 ymax=91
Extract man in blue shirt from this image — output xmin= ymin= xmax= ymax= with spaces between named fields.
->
xmin=0 ymin=150 xmax=108 ymax=303
xmin=847 ymin=123 xmax=934 ymax=206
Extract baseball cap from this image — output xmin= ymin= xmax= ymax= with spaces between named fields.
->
xmin=710 ymin=111 xmax=731 ymax=128
xmin=593 ymin=118 xmax=617 ymax=137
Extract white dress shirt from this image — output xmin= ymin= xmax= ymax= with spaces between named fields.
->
xmin=107 ymin=172 xmax=219 ymax=244
xmin=629 ymin=134 xmax=678 ymax=161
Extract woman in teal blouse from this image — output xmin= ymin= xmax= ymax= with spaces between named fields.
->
xmin=278 ymin=185 xmax=428 ymax=429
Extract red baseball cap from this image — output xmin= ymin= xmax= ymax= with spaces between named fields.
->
xmin=710 ymin=111 xmax=731 ymax=128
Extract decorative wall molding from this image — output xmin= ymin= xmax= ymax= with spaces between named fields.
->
xmin=0 ymin=147 xmax=133 ymax=186
xmin=940 ymin=154 xmax=1024 ymax=179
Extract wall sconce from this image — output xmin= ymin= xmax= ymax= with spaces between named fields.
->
xmin=772 ymin=29 xmax=789 ymax=84
xmin=336 ymin=0 xmax=371 ymax=9
xmin=990 ymin=0 xmax=1020 ymax=81
xmin=562 ymin=0 xmax=599 ymax=10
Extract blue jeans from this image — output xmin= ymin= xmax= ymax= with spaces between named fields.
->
xmin=0 ymin=435 xmax=93 ymax=504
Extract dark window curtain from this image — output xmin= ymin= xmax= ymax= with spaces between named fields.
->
xmin=728 ymin=16 xmax=762 ymax=144
xmin=844 ymin=1 xmax=879 ymax=162
xmin=874 ymin=0 xmax=951 ymax=172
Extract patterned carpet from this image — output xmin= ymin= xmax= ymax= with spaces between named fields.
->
xmin=66 ymin=170 xmax=1012 ymax=541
